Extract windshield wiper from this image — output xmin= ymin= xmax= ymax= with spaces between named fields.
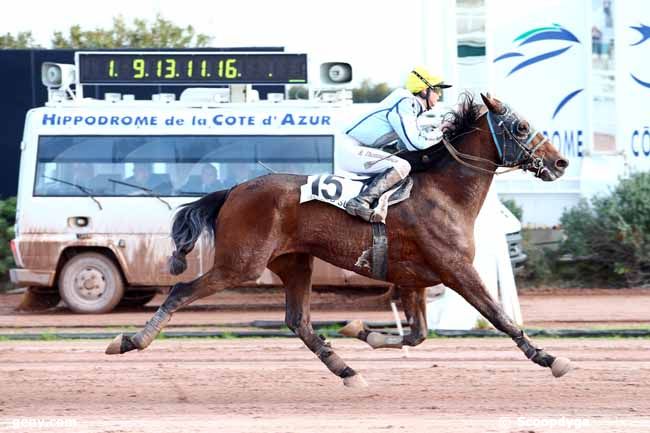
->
xmin=257 ymin=160 xmax=277 ymax=174
xmin=43 ymin=175 xmax=102 ymax=210
xmin=108 ymin=178 xmax=172 ymax=210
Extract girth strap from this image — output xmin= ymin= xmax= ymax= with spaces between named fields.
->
xmin=371 ymin=223 xmax=388 ymax=280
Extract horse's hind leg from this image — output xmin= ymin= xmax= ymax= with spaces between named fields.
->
xmin=444 ymin=265 xmax=572 ymax=378
xmin=106 ymin=263 xmax=263 ymax=355
xmin=340 ymin=287 xmax=429 ymax=349
xmin=269 ymin=253 xmax=367 ymax=388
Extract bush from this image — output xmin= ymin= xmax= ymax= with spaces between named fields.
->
xmin=517 ymin=231 xmax=556 ymax=284
xmin=0 ymin=197 xmax=16 ymax=291
xmin=501 ymin=198 xmax=523 ymax=221
xmin=559 ymin=172 xmax=650 ymax=287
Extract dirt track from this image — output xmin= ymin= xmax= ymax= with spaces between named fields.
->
xmin=1 ymin=288 xmax=650 ymax=432
xmin=2 ymin=288 xmax=650 ymax=330
xmin=2 ymin=337 xmax=650 ymax=433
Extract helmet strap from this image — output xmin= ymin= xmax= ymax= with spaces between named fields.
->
xmin=413 ymin=90 xmax=429 ymax=112
xmin=415 ymin=88 xmax=432 ymax=111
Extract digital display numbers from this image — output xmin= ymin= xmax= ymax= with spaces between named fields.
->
xmin=76 ymin=52 xmax=308 ymax=85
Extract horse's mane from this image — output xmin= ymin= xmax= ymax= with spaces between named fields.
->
xmin=441 ymin=91 xmax=484 ymax=142
xmin=401 ymin=91 xmax=484 ymax=172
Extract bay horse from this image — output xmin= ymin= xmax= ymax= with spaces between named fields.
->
xmin=106 ymin=93 xmax=572 ymax=387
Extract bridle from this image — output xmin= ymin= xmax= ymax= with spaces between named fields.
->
xmin=441 ymin=105 xmax=550 ymax=177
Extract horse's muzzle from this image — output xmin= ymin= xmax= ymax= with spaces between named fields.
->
xmin=555 ymin=158 xmax=569 ymax=170
xmin=538 ymin=159 xmax=568 ymax=182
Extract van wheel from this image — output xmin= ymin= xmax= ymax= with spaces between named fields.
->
xmin=59 ymin=253 xmax=125 ymax=314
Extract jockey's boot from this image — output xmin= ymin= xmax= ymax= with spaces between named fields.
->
xmin=345 ymin=167 xmax=403 ymax=222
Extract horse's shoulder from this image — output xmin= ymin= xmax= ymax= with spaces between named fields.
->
xmin=408 ymin=175 xmax=469 ymax=221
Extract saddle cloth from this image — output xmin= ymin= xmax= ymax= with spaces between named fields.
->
xmin=299 ymin=173 xmax=413 ymax=224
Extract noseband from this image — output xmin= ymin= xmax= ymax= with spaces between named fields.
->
xmin=441 ymin=105 xmax=549 ymax=177
xmin=487 ymin=106 xmax=549 ymax=177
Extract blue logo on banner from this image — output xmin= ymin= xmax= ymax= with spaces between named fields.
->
xmin=630 ymin=24 xmax=650 ymax=88
xmin=493 ymin=23 xmax=584 ymax=119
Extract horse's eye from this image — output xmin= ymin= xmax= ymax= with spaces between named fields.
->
xmin=516 ymin=121 xmax=529 ymax=135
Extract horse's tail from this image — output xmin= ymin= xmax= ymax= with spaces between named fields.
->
xmin=168 ymin=189 xmax=231 ymax=275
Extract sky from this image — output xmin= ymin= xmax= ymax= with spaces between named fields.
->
xmin=0 ymin=0 xmax=438 ymax=87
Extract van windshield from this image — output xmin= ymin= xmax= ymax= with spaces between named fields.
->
xmin=34 ymin=135 xmax=333 ymax=197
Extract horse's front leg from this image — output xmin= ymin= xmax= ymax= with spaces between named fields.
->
xmin=442 ymin=264 xmax=572 ymax=377
xmin=339 ymin=287 xmax=429 ymax=349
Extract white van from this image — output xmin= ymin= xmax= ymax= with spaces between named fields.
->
xmin=9 ymin=56 xmax=525 ymax=313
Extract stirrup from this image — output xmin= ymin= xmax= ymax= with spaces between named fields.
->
xmin=345 ymin=198 xmax=375 ymax=222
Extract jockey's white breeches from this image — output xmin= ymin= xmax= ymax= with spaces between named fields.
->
xmin=335 ymin=135 xmax=411 ymax=179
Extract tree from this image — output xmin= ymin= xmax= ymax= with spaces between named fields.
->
xmin=352 ymin=79 xmax=393 ymax=103
xmin=51 ymin=14 xmax=212 ymax=48
xmin=0 ymin=31 xmax=39 ymax=48
xmin=288 ymin=85 xmax=309 ymax=100
xmin=0 ymin=197 xmax=16 ymax=291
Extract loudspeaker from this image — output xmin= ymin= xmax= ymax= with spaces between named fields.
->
xmin=41 ymin=62 xmax=76 ymax=89
xmin=320 ymin=62 xmax=352 ymax=84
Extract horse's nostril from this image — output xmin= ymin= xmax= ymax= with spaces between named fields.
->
xmin=555 ymin=159 xmax=569 ymax=169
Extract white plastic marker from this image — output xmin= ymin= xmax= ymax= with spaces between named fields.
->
xmin=390 ymin=301 xmax=409 ymax=357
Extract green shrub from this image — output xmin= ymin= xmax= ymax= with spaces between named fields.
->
xmin=0 ymin=197 xmax=16 ymax=291
xmin=518 ymin=233 xmax=554 ymax=283
xmin=559 ymin=172 xmax=650 ymax=287
xmin=516 ymin=229 xmax=571 ymax=287
xmin=501 ymin=198 xmax=523 ymax=221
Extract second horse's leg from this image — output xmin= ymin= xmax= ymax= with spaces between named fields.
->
xmin=339 ymin=287 xmax=429 ymax=349
xmin=270 ymin=253 xmax=367 ymax=388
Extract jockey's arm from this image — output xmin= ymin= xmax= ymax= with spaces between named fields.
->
xmin=387 ymin=97 xmax=442 ymax=151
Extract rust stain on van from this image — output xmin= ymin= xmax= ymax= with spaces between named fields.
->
xmin=16 ymin=234 xmax=386 ymax=289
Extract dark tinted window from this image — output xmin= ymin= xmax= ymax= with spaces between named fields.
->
xmin=34 ymin=135 xmax=333 ymax=197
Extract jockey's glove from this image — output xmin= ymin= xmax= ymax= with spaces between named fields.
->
xmin=423 ymin=128 xmax=444 ymax=146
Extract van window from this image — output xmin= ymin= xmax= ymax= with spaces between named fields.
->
xmin=34 ymin=135 xmax=334 ymax=196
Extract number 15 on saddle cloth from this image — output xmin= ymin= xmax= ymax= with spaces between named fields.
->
xmin=299 ymin=174 xmax=412 ymax=224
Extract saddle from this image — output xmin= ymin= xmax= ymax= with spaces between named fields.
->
xmin=299 ymin=172 xmax=413 ymax=224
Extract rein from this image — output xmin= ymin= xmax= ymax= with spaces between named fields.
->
xmin=442 ymin=135 xmax=520 ymax=175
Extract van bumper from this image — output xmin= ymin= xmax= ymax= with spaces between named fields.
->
xmin=9 ymin=268 xmax=56 ymax=287
xmin=506 ymin=232 xmax=527 ymax=270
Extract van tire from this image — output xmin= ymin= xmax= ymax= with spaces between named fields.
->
xmin=59 ymin=253 xmax=125 ymax=314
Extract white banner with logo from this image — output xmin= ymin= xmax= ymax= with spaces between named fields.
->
xmin=485 ymin=0 xmax=592 ymax=178
xmin=616 ymin=0 xmax=650 ymax=172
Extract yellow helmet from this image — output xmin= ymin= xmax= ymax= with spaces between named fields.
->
xmin=405 ymin=66 xmax=452 ymax=94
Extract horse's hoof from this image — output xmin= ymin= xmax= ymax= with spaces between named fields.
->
xmin=105 ymin=334 xmax=125 ymax=355
xmin=105 ymin=334 xmax=137 ymax=355
xmin=366 ymin=332 xmax=386 ymax=348
xmin=339 ymin=320 xmax=365 ymax=338
xmin=343 ymin=374 xmax=368 ymax=388
xmin=366 ymin=332 xmax=403 ymax=349
xmin=551 ymin=357 xmax=572 ymax=377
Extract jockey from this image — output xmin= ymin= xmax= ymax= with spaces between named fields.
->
xmin=340 ymin=66 xmax=452 ymax=222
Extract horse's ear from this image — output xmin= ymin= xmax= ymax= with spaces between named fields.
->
xmin=480 ymin=92 xmax=505 ymax=114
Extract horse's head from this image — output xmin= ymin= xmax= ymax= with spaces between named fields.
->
xmin=480 ymin=93 xmax=568 ymax=181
